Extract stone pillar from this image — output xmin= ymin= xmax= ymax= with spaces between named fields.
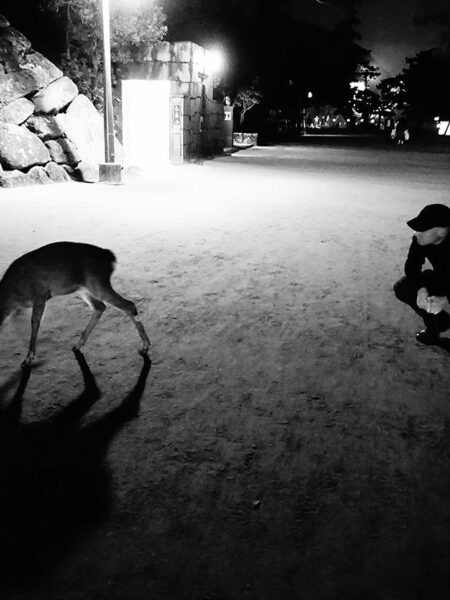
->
xmin=224 ymin=106 xmax=233 ymax=148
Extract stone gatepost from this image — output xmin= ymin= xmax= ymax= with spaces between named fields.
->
xmin=120 ymin=41 xmax=226 ymax=166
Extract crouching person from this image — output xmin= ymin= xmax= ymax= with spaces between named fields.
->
xmin=394 ymin=203 xmax=450 ymax=345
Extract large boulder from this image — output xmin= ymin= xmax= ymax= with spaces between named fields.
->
xmin=26 ymin=114 xmax=65 ymax=140
xmin=0 ymin=97 xmax=34 ymax=124
xmin=56 ymin=94 xmax=123 ymax=165
xmin=76 ymin=160 xmax=101 ymax=183
xmin=0 ymin=69 xmax=40 ymax=108
xmin=0 ymin=26 xmax=31 ymax=71
xmin=27 ymin=165 xmax=52 ymax=184
xmin=0 ymin=168 xmax=30 ymax=187
xmin=32 ymin=76 xmax=78 ymax=114
xmin=45 ymin=161 xmax=72 ymax=182
xmin=55 ymin=94 xmax=105 ymax=163
xmin=0 ymin=15 xmax=124 ymax=185
xmin=19 ymin=51 xmax=63 ymax=89
xmin=0 ymin=121 xmax=50 ymax=169
xmin=45 ymin=138 xmax=80 ymax=166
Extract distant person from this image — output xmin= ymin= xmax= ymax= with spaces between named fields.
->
xmin=390 ymin=122 xmax=398 ymax=142
xmin=394 ymin=204 xmax=450 ymax=344
xmin=396 ymin=118 xmax=409 ymax=144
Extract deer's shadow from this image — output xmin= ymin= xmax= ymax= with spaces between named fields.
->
xmin=0 ymin=351 xmax=151 ymax=590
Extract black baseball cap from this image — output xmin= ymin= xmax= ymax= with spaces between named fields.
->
xmin=407 ymin=204 xmax=450 ymax=231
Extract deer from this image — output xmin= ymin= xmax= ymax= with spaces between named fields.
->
xmin=0 ymin=242 xmax=151 ymax=367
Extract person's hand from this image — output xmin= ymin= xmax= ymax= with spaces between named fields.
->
xmin=416 ymin=287 xmax=429 ymax=310
xmin=425 ymin=296 xmax=448 ymax=315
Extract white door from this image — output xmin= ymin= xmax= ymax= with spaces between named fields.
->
xmin=122 ymin=79 xmax=171 ymax=168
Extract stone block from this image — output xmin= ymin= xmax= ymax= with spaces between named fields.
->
xmin=0 ymin=121 xmax=50 ymax=169
xmin=0 ymin=97 xmax=34 ymax=124
xmin=192 ymin=44 xmax=206 ymax=72
xmin=155 ymin=42 xmax=172 ymax=62
xmin=151 ymin=61 xmax=170 ymax=80
xmin=27 ymin=165 xmax=52 ymax=184
xmin=19 ymin=51 xmax=63 ymax=89
xmin=26 ymin=114 xmax=65 ymax=140
xmin=32 ymin=76 xmax=78 ymax=114
xmin=45 ymin=138 xmax=81 ymax=166
xmin=0 ymin=69 xmax=39 ymax=107
xmin=45 ymin=161 xmax=72 ymax=182
xmin=173 ymin=41 xmax=193 ymax=64
xmin=55 ymin=94 xmax=123 ymax=165
xmin=76 ymin=160 xmax=99 ymax=183
xmin=169 ymin=62 xmax=191 ymax=83
xmin=0 ymin=26 xmax=31 ymax=58
xmin=0 ymin=39 xmax=21 ymax=72
xmin=170 ymin=81 xmax=190 ymax=95
xmin=0 ymin=168 xmax=30 ymax=187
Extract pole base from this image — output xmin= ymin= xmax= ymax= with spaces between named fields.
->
xmin=99 ymin=162 xmax=122 ymax=184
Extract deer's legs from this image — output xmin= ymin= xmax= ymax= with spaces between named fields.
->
xmin=93 ymin=284 xmax=150 ymax=354
xmin=24 ymin=302 xmax=46 ymax=366
xmin=74 ymin=293 xmax=106 ymax=351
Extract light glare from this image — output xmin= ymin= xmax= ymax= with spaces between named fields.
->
xmin=206 ymin=48 xmax=225 ymax=74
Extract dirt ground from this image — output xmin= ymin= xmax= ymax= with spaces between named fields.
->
xmin=1 ymin=143 xmax=450 ymax=600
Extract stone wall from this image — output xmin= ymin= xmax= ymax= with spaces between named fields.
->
xmin=178 ymin=82 xmax=225 ymax=160
xmin=0 ymin=14 xmax=120 ymax=187
xmin=121 ymin=41 xmax=225 ymax=162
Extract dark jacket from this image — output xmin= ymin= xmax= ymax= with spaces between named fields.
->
xmin=405 ymin=235 xmax=450 ymax=298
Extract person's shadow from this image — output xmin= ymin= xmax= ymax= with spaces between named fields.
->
xmin=0 ymin=350 xmax=151 ymax=591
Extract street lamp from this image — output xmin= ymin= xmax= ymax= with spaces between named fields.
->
xmin=100 ymin=0 xmax=121 ymax=183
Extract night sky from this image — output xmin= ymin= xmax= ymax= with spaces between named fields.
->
xmin=0 ymin=0 xmax=444 ymax=79
xmin=292 ymin=0 xmax=442 ymax=78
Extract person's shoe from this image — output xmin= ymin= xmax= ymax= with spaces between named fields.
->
xmin=416 ymin=329 xmax=440 ymax=345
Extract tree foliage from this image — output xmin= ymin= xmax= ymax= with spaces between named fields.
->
xmin=39 ymin=0 xmax=167 ymax=107
xmin=377 ymin=75 xmax=407 ymax=116
xmin=377 ymin=46 xmax=450 ymax=123
xmin=402 ymin=48 xmax=450 ymax=120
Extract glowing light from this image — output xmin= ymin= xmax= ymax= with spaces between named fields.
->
xmin=205 ymin=48 xmax=225 ymax=74
xmin=437 ymin=121 xmax=450 ymax=136
xmin=122 ymin=80 xmax=171 ymax=167
xmin=350 ymin=81 xmax=366 ymax=91
xmin=307 ymin=91 xmax=313 ymax=98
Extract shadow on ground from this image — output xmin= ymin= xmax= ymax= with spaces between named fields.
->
xmin=0 ymin=350 xmax=151 ymax=593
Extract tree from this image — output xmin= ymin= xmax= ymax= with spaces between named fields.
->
xmin=39 ymin=0 xmax=167 ymax=107
xmin=348 ymin=62 xmax=381 ymax=124
xmin=351 ymin=88 xmax=380 ymax=124
xmin=377 ymin=75 xmax=408 ymax=117
xmin=402 ymin=48 xmax=450 ymax=121
xmin=233 ymin=79 xmax=263 ymax=129
xmin=356 ymin=63 xmax=381 ymax=87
